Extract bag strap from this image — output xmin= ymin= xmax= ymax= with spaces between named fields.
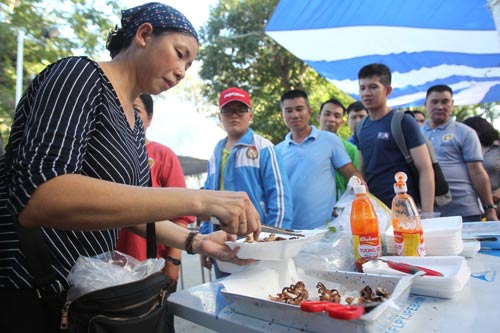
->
xmin=391 ymin=109 xmax=412 ymax=164
xmin=5 ymin=142 xmax=157 ymax=290
xmin=391 ymin=110 xmax=440 ymax=164
xmin=354 ymin=115 xmax=368 ymax=145
xmin=145 ymin=177 xmax=157 ymax=259
xmin=423 ymin=136 xmax=439 ymax=164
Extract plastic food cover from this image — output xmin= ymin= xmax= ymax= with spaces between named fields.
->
xmin=66 ymin=251 xmax=165 ymax=301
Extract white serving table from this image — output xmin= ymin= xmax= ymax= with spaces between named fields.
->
xmin=168 ymin=251 xmax=500 ymax=332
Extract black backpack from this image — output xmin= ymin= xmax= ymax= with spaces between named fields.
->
xmin=355 ymin=110 xmax=451 ymax=207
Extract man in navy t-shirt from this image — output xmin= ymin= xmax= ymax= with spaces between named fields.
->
xmin=353 ymin=63 xmax=435 ymax=213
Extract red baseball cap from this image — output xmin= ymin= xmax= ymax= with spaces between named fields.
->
xmin=219 ymin=87 xmax=252 ymax=109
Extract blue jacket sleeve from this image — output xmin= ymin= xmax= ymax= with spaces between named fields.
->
xmin=260 ymin=146 xmax=293 ymax=229
xmin=199 ymin=221 xmax=213 ymax=234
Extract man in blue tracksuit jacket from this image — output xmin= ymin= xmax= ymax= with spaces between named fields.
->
xmin=200 ymin=87 xmax=293 ymax=277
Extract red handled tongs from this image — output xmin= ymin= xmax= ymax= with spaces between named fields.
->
xmin=378 ymin=258 xmax=444 ymax=277
xmin=300 ymin=301 xmax=365 ymax=320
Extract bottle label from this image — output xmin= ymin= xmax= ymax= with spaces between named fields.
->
xmin=353 ymin=233 xmax=381 ymax=260
xmin=394 ymin=231 xmax=426 ymax=256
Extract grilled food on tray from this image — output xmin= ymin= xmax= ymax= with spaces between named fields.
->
xmin=268 ymin=281 xmax=391 ymax=313
xmin=245 ymin=233 xmax=299 ymax=243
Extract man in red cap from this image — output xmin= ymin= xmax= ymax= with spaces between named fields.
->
xmin=200 ymin=87 xmax=293 ymax=277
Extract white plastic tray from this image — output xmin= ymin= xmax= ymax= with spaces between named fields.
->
xmin=462 ymin=221 xmax=500 ymax=249
xmin=224 ymin=229 xmax=327 ymax=260
xmin=221 ymin=260 xmax=412 ymax=333
xmin=362 ymin=256 xmax=470 ymax=299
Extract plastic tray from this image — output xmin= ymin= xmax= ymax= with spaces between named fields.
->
xmin=462 ymin=221 xmax=500 ymax=249
xmin=221 ymin=261 xmax=412 ymax=333
xmin=224 ymin=229 xmax=327 ymax=260
xmin=362 ymin=256 xmax=470 ymax=299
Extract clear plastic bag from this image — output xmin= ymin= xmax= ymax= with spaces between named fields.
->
xmin=332 ymin=182 xmax=391 ymax=238
xmin=66 ymin=251 xmax=165 ymax=301
xmin=294 ymin=228 xmax=356 ymax=272
xmin=294 ymin=184 xmax=393 ymax=273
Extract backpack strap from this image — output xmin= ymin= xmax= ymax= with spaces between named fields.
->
xmin=354 ymin=115 xmax=368 ymax=145
xmin=391 ymin=110 xmax=412 ymax=164
xmin=423 ymin=135 xmax=439 ymax=164
xmin=391 ymin=110 xmax=439 ymax=164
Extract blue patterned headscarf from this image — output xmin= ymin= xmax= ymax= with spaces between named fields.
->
xmin=121 ymin=2 xmax=198 ymax=42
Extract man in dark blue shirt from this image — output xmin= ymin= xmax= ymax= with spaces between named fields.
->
xmin=353 ymin=63 xmax=435 ymax=213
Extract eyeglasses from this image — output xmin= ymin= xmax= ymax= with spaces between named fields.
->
xmin=221 ymin=107 xmax=250 ymax=116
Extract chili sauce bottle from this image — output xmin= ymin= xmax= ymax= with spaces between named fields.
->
xmin=350 ymin=176 xmax=381 ymax=271
xmin=391 ymin=172 xmax=426 ymax=256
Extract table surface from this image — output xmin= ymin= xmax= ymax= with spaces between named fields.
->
xmin=168 ymin=251 xmax=500 ymax=333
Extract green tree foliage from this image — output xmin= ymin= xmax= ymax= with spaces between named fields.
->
xmin=0 ymin=0 xmax=120 ymax=143
xmin=198 ymin=0 xmax=353 ymax=143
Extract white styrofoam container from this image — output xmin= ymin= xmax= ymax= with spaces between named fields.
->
xmin=460 ymin=240 xmax=481 ymax=257
xmin=224 ymin=229 xmax=327 ymax=260
xmin=362 ymin=256 xmax=470 ymax=299
xmin=216 ymin=259 xmax=258 ymax=274
xmin=385 ymin=216 xmax=464 ymax=256
xmin=222 ymin=262 xmax=413 ymax=333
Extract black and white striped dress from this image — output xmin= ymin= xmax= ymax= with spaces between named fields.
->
xmin=0 ymin=56 xmax=150 ymax=291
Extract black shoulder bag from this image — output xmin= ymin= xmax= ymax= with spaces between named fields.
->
xmin=59 ymin=222 xmax=170 ymax=333
xmin=5 ymin=142 xmax=170 ymax=332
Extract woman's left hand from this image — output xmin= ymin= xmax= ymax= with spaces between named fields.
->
xmin=195 ymin=230 xmax=256 ymax=266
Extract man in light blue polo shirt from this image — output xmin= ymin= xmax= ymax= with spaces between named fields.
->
xmin=276 ymin=90 xmax=363 ymax=229
xmin=422 ymin=84 xmax=498 ymax=221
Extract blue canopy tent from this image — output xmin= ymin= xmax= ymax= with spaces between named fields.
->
xmin=265 ymin=0 xmax=500 ymax=108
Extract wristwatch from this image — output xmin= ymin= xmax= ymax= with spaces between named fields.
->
xmin=483 ymin=204 xmax=498 ymax=210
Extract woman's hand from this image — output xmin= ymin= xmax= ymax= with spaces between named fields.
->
xmin=193 ymin=230 xmax=256 ymax=266
xmin=200 ymin=191 xmax=261 ymax=239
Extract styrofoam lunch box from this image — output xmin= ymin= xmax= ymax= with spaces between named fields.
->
xmin=362 ymin=256 xmax=470 ymax=299
xmin=218 ymin=229 xmax=327 ymax=273
xmin=385 ymin=216 xmax=464 ymax=256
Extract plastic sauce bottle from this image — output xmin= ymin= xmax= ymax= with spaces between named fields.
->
xmin=349 ymin=176 xmax=381 ymax=272
xmin=391 ymin=172 xmax=426 ymax=256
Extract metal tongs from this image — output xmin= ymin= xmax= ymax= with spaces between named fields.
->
xmin=210 ymin=217 xmax=305 ymax=237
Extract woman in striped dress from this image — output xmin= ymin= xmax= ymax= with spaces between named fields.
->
xmin=0 ymin=3 xmax=260 ymax=332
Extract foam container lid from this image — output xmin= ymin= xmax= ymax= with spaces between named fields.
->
xmin=362 ymin=256 xmax=470 ymax=299
xmin=385 ymin=216 xmax=464 ymax=256
xmin=460 ymin=240 xmax=481 ymax=257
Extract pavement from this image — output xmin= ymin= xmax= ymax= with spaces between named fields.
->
xmin=173 ymin=251 xmax=217 ymax=333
